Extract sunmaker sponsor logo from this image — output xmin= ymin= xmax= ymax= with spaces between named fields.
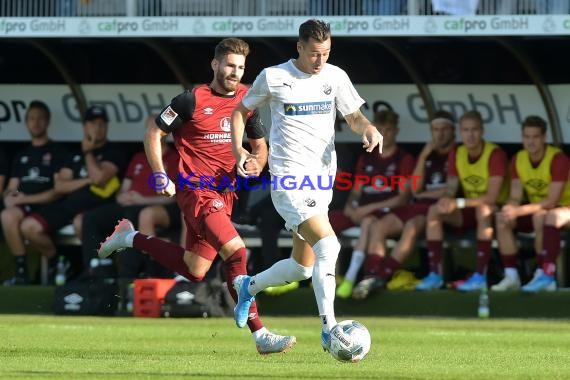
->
xmin=284 ymin=101 xmax=333 ymax=116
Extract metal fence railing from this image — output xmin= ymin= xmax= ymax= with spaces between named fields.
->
xmin=1 ymin=0 xmax=569 ymax=17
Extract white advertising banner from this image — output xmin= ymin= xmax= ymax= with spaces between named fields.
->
xmin=1 ymin=15 xmax=570 ymax=38
xmin=0 ymin=84 xmax=566 ymax=144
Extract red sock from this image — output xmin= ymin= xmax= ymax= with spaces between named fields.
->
xmin=500 ymin=254 xmax=518 ymax=269
xmin=426 ymin=240 xmax=443 ymax=273
xmin=133 ymin=234 xmax=197 ymax=281
xmin=224 ymin=248 xmax=263 ymax=333
xmin=476 ymin=240 xmax=492 ymax=274
xmin=379 ymin=256 xmax=401 ymax=280
xmin=542 ymin=226 xmax=561 ymax=276
xmin=363 ymin=254 xmax=382 ymax=276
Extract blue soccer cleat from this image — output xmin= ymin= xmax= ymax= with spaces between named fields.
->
xmin=415 ymin=272 xmax=443 ymax=291
xmin=233 ymin=275 xmax=255 ymax=328
xmin=521 ymin=273 xmax=556 ymax=293
xmin=457 ymin=272 xmax=487 ymax=292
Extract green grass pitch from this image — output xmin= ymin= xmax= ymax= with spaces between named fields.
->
xmin=1 ymin=315 xmax=569 ymax=379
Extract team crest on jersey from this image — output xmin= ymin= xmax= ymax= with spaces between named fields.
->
xmin=134 ymin=163 xmax=143 ymax=176
xmin=160 ymin=106 xmax=178 ymax=126
xmin=322 ymin=83 xmax=332 ymax=95
xmin=219 ymin=117 xmax=231 ymax=132
xmin=212 ymin=199 xmax=224 ymax=210
xmin=431 ymin=172 xmax=443 ymax=185
xmin=42 ymin=153 xmax=52 ymax=166
xmin=464 ymin=175 xmax=484 ymax=188
xmin=373 ymin=177 xmax=385 ymax=189
xmin=526 ymin=178 xmax=548 ymax=192
xmin=28 ymin=167 xmax=39 ymax=179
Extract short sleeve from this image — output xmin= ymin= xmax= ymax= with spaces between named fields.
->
xmin=244 ymin=109 xmax=266 ymax=139
xmin=551 ymin=152 xmax=570 ymax=182
xmin=156 ymin=90 xmax=196 ymax=133
xmin=447 ymin=147 xmax=458 ymax=177
xmin=399 ymin=152 xmax=416 ymax=176
xmin=100 ymin=144 xmax=128 ymax=174
xmin=242 ymin=70 xmax=270 ymax=110
xmin=334 ymin=68 xmax=365 ymax=117
xmin=510 ymin=156 xmax=518 ymax=179
xmin=489 ymin=148 xmax=507 ymax=176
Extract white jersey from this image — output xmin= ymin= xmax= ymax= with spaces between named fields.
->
xmin=242 ymin=59 xmax=364 ymax=177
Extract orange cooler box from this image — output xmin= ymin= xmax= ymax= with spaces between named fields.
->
xmin=133 ymin=278 xmax=176 ymax=317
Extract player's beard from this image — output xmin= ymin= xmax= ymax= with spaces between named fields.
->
xmin=215 ymin=71 xmax=239 ymax=93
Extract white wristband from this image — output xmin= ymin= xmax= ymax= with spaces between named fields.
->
xmin=456 ymin=198 xmax=466 ymax=209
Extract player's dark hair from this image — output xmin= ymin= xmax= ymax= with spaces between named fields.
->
xmin=521 ymin=115 xmax=547 ymax=134
xmin=299 ymin=19 xmax=331 ymax=43
xmin=374 ymin=110 xmax=399 ymax=126
xmin=26 ymin=100 xmax=51 ymax=122
xmin=214 ymin=38 xmax=250 ymax=60
xmin=459 ymin=110 xmax=483 ymax=127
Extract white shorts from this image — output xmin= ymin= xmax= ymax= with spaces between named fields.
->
xmin=271 ymin=187 xmax=333 ymax=233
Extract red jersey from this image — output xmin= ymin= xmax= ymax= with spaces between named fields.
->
xmin=156 ymin=84 xmax=264 ymax=189
xmin=126 ymin=148 xmax=179 ymax=196
xmin=422 ymin=148 xmax=453 ymax=192
xmin=355 ymin=147 xmax=416 ymax=206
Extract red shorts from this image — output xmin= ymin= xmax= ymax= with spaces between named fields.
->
xmin=176 ymin=189 xmax=238 ymax=261
xmin=391 ymin=201 xmax=433 ymax=224
xmin=329 ymin=209 xmax=355 ymax=233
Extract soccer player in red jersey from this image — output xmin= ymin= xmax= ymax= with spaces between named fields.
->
xmin=97 ymin=38 xmax=296 ymax=355
xmin=351 ymin=110 xmax=456 ymax=299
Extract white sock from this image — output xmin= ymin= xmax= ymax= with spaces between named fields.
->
xmin=252 ymin=327 xmax=268 ymax=340
xmin=505 ymin=267 xmax=519 ymax=280
xmin=343 ymin=250 xmax=365 ymax=283
xmin=312 ymin=235 xmax=340 ymax=332
xmin=125 ymin=231 xmax=138 ymax=247
xmin=248 ymin=258 xmax=313 ymax=296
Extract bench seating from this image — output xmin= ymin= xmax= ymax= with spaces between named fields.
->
xmin=51 ymin=224 xmax=568 ymax=287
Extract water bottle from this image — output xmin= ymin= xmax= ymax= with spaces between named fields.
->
xmin=55 ymin=256 xmax=66 ymax=286
xmin=478 ymin=286 xmax=490 ymax=319
xmin=126 ymin=283 xmax=134 ymax=314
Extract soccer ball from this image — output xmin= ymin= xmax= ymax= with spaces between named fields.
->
xmin=328 ymin=320 xmax=371 ymax=363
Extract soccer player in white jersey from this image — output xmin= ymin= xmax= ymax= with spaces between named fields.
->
xmin=231 ymin=19 xmax=383 ymax=352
